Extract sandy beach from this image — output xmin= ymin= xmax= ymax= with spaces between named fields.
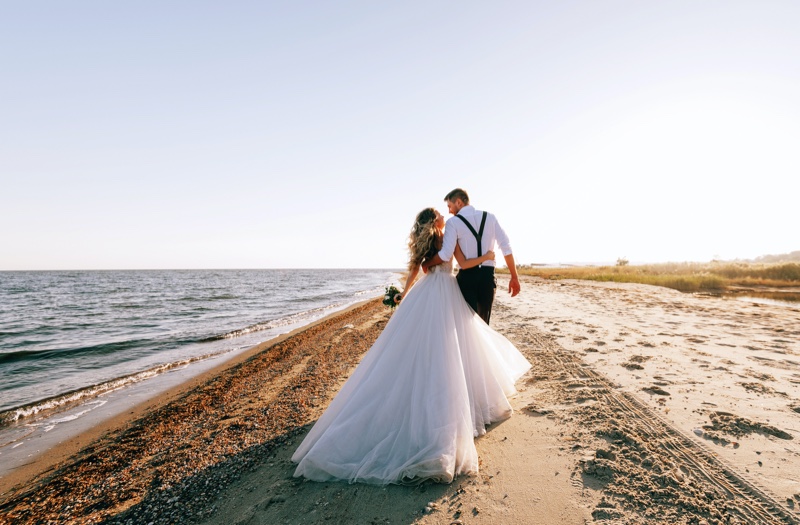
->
xmin=1 ymin=275 xmax=799 ymax=524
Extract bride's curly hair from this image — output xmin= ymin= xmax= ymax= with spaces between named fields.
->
xmin=407 ymin=207 xmax=441 ymax=271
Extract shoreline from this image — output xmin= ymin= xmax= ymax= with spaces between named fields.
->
xmin=0 ymin=297 xmax=378 ymax=499
xmin=0 ymin=268 xmax=402 ymax=421
xmin=2 ymin=277 xmax=799 ymax=524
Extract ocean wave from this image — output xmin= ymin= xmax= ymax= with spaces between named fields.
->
xmin=202 ymin=302 xmax=349 ymax=342
xmin=0 ymin=348 xmax=48 ymax=364
xmin=3 ymin=286 xmax=33 ymax=294
xmin=0 ymin=350 xmax=232 ymax=429
xmin=0 ymin=269 xmax=395 ymax=422
xmin=0 ymin=338 xmax=153 ymax=365
xmin=172 ymin=294 xmax=239 ymax=302
xmin=110 ymin=303 xmax=147 ymax=309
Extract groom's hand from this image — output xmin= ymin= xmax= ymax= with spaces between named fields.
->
xmin=504 ymin=254 xmax=521 ymax=297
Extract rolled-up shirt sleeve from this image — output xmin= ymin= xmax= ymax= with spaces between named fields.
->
xmin=494 ymin=214 xmax=513 ymax=256
xmin=437 ymin=218 xmax=458 ymax=261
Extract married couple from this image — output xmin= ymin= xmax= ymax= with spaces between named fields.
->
xmin=292 ymin=188 xmax=531 ymax=485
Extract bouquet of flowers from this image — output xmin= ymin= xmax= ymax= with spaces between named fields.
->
xmin=383 ymin=285 xmax=402 ymax=309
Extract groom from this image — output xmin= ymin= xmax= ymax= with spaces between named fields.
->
xmin=422 ymin=188 xmax=520 ymax=325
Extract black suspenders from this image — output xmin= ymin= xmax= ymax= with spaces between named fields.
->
xmin=455 ymin=211 xmax=488 ymax=257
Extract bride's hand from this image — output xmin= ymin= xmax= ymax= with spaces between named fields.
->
xmin=484 ymin=250 xmax=495 ymax=262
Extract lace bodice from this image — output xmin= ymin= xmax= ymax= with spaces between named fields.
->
xmin=428 ymin=260 xmax=454 ymax=274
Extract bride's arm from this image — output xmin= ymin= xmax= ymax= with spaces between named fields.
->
xmin=402 ymin=266 xmax=420 ymax=297
xmin=454 ymin=244 xmax=495 ymax=270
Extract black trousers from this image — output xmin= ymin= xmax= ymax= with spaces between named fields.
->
xmin=456 ymin=266 xmax=497 ymax=325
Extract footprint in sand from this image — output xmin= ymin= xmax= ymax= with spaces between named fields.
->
xmin=642 ymin=386 xmax=670 ymax=396
xmin=524 ymin=404 xmax=554 ymax=416
xmin=623 ymin=355 xmax=653 ymax=370
xmin=748 ymin=355 xmax=799 ymax=371
xmin=745 ymin=370 xmax=775 ymax=382
xmin=705 ymin=411 xmax=793 ymax=440
xmin=738 ymin=382 xmax=788 ymax=397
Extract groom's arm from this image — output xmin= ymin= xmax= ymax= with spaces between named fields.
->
xmin=495 ymin=216 xmax=520 ymax=297
xmin=421 ymin=253 xmax=443 ymax=272
xmin=504 ymin=253 xmax=521 ymax=297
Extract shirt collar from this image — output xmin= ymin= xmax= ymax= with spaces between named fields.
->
xmin=457 ymin=205 xmax=475 ymax=216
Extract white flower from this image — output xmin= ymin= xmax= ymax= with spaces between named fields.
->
xmin=384 ymin=295 xmax=390 ymax=301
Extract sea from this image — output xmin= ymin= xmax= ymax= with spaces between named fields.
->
xmin=0 ymin=269 xmax=400 ymax=476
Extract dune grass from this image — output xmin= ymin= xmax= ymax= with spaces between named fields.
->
xmin=500 ymin=262 xmax=800 ymax=293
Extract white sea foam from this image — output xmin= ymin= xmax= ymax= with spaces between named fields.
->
xmin=0 ymin=351 xmax=232 ymax=428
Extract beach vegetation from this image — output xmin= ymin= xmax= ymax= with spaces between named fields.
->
xmin=500 ymin=262 xmax=800 ymax=293
xmin=752 ymin=250 xmax=800 ymax=264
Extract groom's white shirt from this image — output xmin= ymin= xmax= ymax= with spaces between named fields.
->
xmin=438 ymin=205 xmax=512 ymax=268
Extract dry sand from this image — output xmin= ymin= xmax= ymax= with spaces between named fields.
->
xmin=1 ymin=276 xmax=799 ymax=524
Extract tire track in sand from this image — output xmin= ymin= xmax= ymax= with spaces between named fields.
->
xmin=498 ymin=316 xmax=799 ymax=524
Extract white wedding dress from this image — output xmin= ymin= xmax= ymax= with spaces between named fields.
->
xmin=291 ymin=261 xmax=531 ymax=485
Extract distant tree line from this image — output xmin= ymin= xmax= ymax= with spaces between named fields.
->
xmin=751 ymin=250 xmax=800 ymax=263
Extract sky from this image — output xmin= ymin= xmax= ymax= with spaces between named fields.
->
xmin=2 ymin=1 xmax=798 ymax=270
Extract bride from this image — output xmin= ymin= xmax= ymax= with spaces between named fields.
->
xmin=291 ymin=207 xmax=531 ymax=485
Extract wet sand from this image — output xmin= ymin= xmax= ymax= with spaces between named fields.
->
xmin=1 ymin=276 xmax=799 ymax=524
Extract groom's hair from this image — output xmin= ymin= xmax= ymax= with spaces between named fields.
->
xmin=444 ymin=188 xmax=469 ymax=204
